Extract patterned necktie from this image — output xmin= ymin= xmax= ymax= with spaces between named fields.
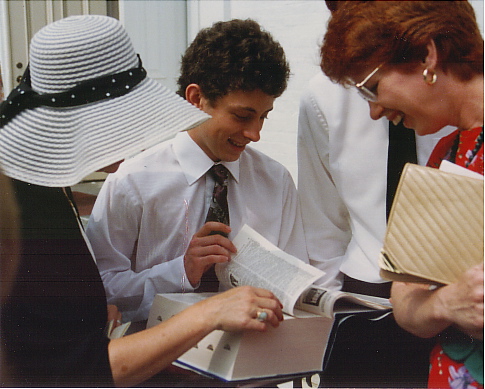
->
xmin=198 ymin=164 xmax=230 ymax=292
xmin=205 ymin=164 xmax=230 ymax=234
xmin=386 ymin=121 xmax=417 ymax=220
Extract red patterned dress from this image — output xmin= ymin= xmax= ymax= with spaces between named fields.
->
xmin=426 ymin=126 xmax=484 ymax=389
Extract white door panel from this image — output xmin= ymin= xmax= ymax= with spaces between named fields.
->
xmin=120 ymin=0 xmax=187 ymax=93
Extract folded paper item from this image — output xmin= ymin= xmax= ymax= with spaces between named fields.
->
xmin=379 ymin=163 xmax=483 ymax=285
xmin=106 ymin=320 xmax=131 ymax=339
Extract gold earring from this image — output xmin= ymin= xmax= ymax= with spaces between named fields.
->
xmin=423 ymin=68 xmax=437 ymax=85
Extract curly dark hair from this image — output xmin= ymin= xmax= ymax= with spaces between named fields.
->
xmin=177 ymin=19 xmax=290 ymax=103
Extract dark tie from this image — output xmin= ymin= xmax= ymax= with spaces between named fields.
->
xmin=198 ymin=164 xmax=230 ymax=292
xmin=386 ymin=121 xmax=417 ymax=219
xmin=205 ymin=164 xmax=230 ymax=231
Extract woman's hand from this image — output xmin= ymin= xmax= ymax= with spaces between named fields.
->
xmin=198 ymin=285 xmax=284 ymax=332
xmin=434 ymin=263 xmax=483 ymax=339
xmin=391 ymin=263 xmax=484 ymax=339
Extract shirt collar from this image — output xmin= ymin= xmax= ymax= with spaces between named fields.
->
xmin=173 ymin=131 xmax=240 ymax=185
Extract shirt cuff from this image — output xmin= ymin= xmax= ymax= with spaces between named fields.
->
xmin=177 ymin=255 xmax=196 ymax=293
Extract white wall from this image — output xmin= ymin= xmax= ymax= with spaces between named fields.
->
xmin=191 ymin=1 xmax=330 ymax=182
xmin=228 ymin=1 xmax=330 ymax=183
xmin=213 ymin=0 xmax=484 ymax=183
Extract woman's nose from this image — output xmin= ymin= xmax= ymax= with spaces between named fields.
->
xmin=368 ymin=101 xmax=385 ymax=121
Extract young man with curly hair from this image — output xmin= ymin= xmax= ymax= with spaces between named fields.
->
xmin=86 ymin=19 xmax=309 ymax=322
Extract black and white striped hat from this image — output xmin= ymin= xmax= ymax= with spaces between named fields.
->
xmin=0 ymin=15 xmax=209 ymax=187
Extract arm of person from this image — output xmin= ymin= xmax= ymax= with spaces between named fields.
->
xmin=297 ymin=80 xmax=351 ymax=289
xmin=86 ymin=175 xmax=195 ymax=321
xmin=108 ymin=286 xmax=283 ymax=387
xmin=391 ymin=263 xmax=484 ymax=339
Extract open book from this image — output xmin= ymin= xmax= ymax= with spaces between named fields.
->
xmin=216 ymin=224 xmax=390 ymax=318
xmin=146 ymin=225 xmax=389 ymax=381
xmin=379 ymin=162 xmax=484 ymax=285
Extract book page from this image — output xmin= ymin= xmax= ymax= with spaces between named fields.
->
xmin=295 ymin=286 xmax=391 ymax=318
xmin=439 ymin=160 xmax=484 ymax=180
xmin=215 ymin=225 xmax=324 ymax=316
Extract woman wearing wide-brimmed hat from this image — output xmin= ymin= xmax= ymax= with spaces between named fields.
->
xmin=0 ymin=15 xmax=284 ymax=387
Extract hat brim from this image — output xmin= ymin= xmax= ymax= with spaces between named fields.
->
xmin=0 ymin=78 xmax=209 ymax=187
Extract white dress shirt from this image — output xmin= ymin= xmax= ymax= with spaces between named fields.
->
xmin=298 ymin=72 xmax=454 ymax=289
xmin=87 ymin=131 xmax=307 ymax=321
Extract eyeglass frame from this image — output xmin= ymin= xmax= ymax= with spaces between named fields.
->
xmin=348 ymin=63 xmax=383 ymax=102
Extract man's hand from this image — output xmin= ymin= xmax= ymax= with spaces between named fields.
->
xmin=184 ymin=222 xmax=236 ymax=287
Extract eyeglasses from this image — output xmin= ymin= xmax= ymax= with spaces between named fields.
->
xmin=349 ymin=63 xmax=383 ymax=102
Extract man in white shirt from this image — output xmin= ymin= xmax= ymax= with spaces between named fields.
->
xmin=86 ymin=19 xmax=308 ymax=322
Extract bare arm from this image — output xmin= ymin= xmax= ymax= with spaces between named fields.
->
xmin=391 ymin=263 xmax=484 ymax=339
xmin=108 ymin=286 xmax=283 ymax=387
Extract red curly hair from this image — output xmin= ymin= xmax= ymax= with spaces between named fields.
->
xmin=321 ymin=1 xmax=483 ymax=85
